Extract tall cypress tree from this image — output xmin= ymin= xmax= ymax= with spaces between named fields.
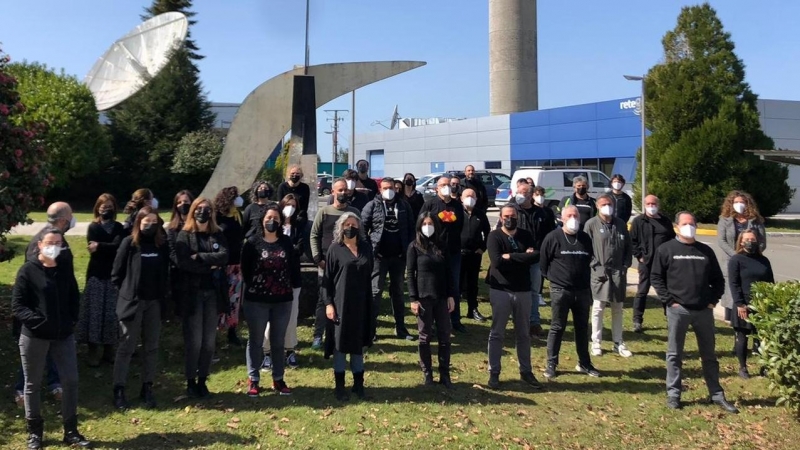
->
xmin=638 ymin=3 xmax=792 ymax=221
xmin=104 ymin=0 xmax=215 ymax=199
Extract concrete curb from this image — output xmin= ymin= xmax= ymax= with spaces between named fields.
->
xmin=626 ymin=267 xmax=728 ymax=323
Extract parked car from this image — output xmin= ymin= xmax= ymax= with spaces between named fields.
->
xmin=418 ymin=170 xmax=511 ymax=206
xmin=317 ymin=174 xmax=333 ymax=196
xmin=494 ymin=182 xmax=512 ymax=208
xmin=508 ymin=167 xmax=635 ymax=212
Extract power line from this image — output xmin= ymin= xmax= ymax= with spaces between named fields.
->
xmin=325 ymin=109 xmax=348 ymax=173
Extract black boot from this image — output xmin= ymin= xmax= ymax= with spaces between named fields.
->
xmin=419 ymin=343 xmax=435 ymax=386
xmin=26 ymin=417 xmax=43 ymax=450
xmin=197 ymin=377 xmax=210 ymax=398
xmin=351 ymin=371 xmax=366 ymax=399
xmin=334 ymin=372 xmax=349 ymax=401
xmin=438 ymin=343 xmax=454 ymax=389
xmin=186 ymin=378 xmax=199 ymax=398
xmin=113 ymin=385 xmax=128 ymax=410
xmin=62 ymin=415 xmax=92 ymax=447
xmin=140 ymin=382 xmax=157 ymax=409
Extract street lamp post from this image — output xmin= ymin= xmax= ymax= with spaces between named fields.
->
xmin=624 ymin=74 xmax=646 ymax=211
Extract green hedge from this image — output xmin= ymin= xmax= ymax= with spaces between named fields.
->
xmin=750 ymin=281 xmax=800 ymax=417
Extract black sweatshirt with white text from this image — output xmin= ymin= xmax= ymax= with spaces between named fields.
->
xmin=540 ymin=229 xmax=593 ymax=290
xmin=650 ymin=238 xmax=724 ymax=310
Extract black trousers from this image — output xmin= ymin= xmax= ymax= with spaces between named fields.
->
xmin=546 ymin=287 xmax=592 ymax=368
xmin=633 ymin=261 xmax=652 ymax=325
xmin=460 ymin=251 xmax=482 ymax=315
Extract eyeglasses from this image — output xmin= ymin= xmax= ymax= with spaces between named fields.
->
xmin=508 ymin=236 xmax=519 ymax=251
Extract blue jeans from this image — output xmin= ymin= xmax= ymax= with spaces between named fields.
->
xmin=529 ymin=263 xmax=542 ymax=326
xmin=333 ymin=350 xmax=364 ymax=373
xmin=245 ymin=301 xmax=292 ymax=382
xmin=448 ymin=251 xmax=462 ymax=325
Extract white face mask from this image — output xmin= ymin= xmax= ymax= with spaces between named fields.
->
xmin=463 ymin=197 xmax=476 ymax=208
xmin=346 ymin=180 xmax=356 ymax=190
xmin=645 ymin=206 xmax=659 ymax=216
xmin=282 ymin=205 xmax=296 ymax=218
xmin=234 ymin=196 xmax=244 ymax=208
xmin=679 ymin=224 xmax=696 ymax=239
xmin=41 ymin=245 xmax=61 ymax=260
xmin=439 ymin=186 xmax=451 ymax=197
xmin=612 ymin=182 xmax=623 ymax=191
xmin=600 ymin=205 xmax=614 ymax=217
xmin=565 ymin=217 xmax=580 ymax=234
xmin=421 ymin=224 xmax=435 ymax=238
xmin=150 ymin=197 xmax=159 ymax=210
xmin=533 ymin=195 xmax=544 ymax=205
xmin=515 ymin=194 xmax=527 ymax=205
xmin=733 ymin=202 xmax=746 ymax=214
xmin=382 ymin=189 xmax=396 ymax=201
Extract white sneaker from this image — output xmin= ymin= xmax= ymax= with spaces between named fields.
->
xmin=591 ymin=344 xmax=602 ymax=357
xmin=538 ymin=298 xmax=546 ymax=306
xmin=614 ymin=342 xmax=633 ymax=358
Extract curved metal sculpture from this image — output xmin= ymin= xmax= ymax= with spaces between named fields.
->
xmin=201 ymin=61 xmax=426 ymax=198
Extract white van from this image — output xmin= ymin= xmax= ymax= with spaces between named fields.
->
xmin=509 ymin=167 xmax=631 ymax=211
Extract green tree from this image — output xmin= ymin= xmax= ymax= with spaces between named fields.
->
xmin=6 ymin=62 xmax=110 ymax=189
xmin=105 ymin=0 xmax=215 ymax=198
xmin=0 ymin=48 xmax=52 ymax=261
xmin=172 ymin=129 xmax=224 ymax=174
xmin=336 ymin=147 xmax=349 ymax=163
xmin=637 ymin=3 xmax=792 ymax=221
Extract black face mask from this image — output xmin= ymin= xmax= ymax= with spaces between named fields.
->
xmin=100 ymin=210 xmax=114 ymax=221
xmin=141 ymin=223 xmax=157 ymax=237
xmin=336 ymin=193 xmax=351 ymax=204
xmin=290 ymin=175 xmax=301 ymax=183
xmin=404 ymin=178 xmax=415 ymax=186
xmin=194 ymin=209 xmax=211 ymax=224
xmin=343 ymin=227 xmax=359 ymax=239
xmin=576 ymin=187 xmax=587 ymax=196
xmin=257 ymin=190 xmax=271 ymax=199
xmin=357 ymin=166 xmax=368 ymax=174
xmin=178 ymin=204 xmax=190 ymax=216
xmin=264 ymin=220 xmax=280 ymax=233
xmin=743 ymin=241 xmax=758 ymax=253
xmin=503 ymin=217 xmax=518 ymax=231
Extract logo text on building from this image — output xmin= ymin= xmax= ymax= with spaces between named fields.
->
xmin=619 ymin=98 xmax=642 ymax=116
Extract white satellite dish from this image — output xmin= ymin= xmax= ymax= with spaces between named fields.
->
xmin=84 ymin=12 xmax=189 ymax=111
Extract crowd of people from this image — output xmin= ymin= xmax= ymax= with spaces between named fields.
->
xmin=10 ymin=159 xmax=774 ymax=448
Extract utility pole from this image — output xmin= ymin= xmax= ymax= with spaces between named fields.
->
xmin=326 ymin=109 xmax=348 ymax=177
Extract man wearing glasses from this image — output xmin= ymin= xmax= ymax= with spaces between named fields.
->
xmin=485 ymin=206 xmax=542 ymax=390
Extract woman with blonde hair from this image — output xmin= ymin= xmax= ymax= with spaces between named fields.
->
xmin=322 ymin=212 xmax=374 ymax=400
xmin=176 ymin=197 xmax=229 ymax=398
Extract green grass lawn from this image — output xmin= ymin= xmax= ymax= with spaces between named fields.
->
xmin=0 ymin=236 xmax=798 ymax=449
xmin=25 ymin=211 xmax=96 ymax=224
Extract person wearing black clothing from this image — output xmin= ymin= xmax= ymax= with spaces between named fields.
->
xmin=166 ymin=190 xmax=194 ymax=318
xmin=13 ymin=228 xmax=91 ymax=449
xmin=463 ymin=165 xmax=488 ymax=212
xmin=557 ymin=176 xmax=596 ymax=231
xmin=241 ymin=205 xmax=301 ymax=397
xmin=276 ymin=165 xmax=311 ymax=222
xmin=122 ymin=188 xmax=157 ymax=235
xmin=322 ymin=213 xmax=374 ymax=401
xmin=459 ymin=188 xmax=490 ymax=322
xmin=242 ymin=180 xmax=276 ymax=238
xmin=363 ymin=178 xmax=416 ymax=340
xmin=728 ymin=229 xmax=774 ymax=379
xmin=448 ymin=176 xmax=463 ymax=200
xmin=78 ymin=193 xmax=124 ymax=367
xmin=408 ymin=213 xmax=456 ymax=388
xmin=532 ymin=186 xmax=558 ymax=233
xmin=485 ymin=206 xmax=542 ymax=390
xmin=629 ymin=195 xmax=676 ymax=332
xmin=420 ymin=175 xmax=467 ymax=333
xmin=111 ymin=207 xmax=170 ymax=410
xmin=540 ymin=205 xmax=599 ymax=379
xmin=215 ymin=186 xmax=245 ymax=345
xmin=650 ymin=211 xmax=737 ymax=414
xmin=355 ymin=159 xmax=379 ymax=198
xmin=329 ymin=169 xmax=371 ymax=211
xmin=176 ymin=197 xmax=230 ymax=398
xmin=609 ymin=174 xmax=632 ymax=223
xmin=401 ymin=173 xmax=425 ymax=219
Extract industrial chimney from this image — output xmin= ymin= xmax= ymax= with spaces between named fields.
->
xmin=489 ymin=0 xmax=538 ymax=115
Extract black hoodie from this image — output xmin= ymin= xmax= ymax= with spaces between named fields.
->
xmin=12 ymin=259 xmax=79 ymax=340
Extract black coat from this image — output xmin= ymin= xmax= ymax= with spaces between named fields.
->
xmin=402 ymin=190 xmax=425 ymax=220
xmin=464 ymin=176 xmax=489 ymax=212
xmin=112 ymin=236 xmax=170 ymax=322
xmin=276 ymin=181 xmax=311 ymax=222
xmin=12 ymin=260 xmax=79 ymax=340
xmin=361 ymin=196 xmax=415 ymax=258
xmin=175 ymin=229 xmax=230 ymax=315
xmin=322 ymin=241 xmax=374 ymax=357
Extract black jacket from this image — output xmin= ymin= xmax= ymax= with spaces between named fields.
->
xmin=461 ymin=208 xmax=490 ymax=253
xmin=216 ymin=213 xmax=244 ymax=265
xmin=276 ymin=181 xmax=311 ymax=221
xmin=407 ymin=243 xmax=456 ymax=301
xmin=175 ymin=229 xmax=229 ymax=314
xmin=611 ymin=191 xmax=633 ymax=223
xmin=361 ymin=196 xmax=414 ymax=258
xmin=85 ymin=221 xmax=125 ymax=280
xmin=402 ymin=190 xmax=425 ymax=220
xmin=486 ymin=228 xmax=540 ymax=292
xmin=497 ymin=202 xmax=553 ymax=250
xmin=12 ymin=260 xmax=79 ymax=340
xmin=650 ymin=239 xmax=725 ymax=310
xmin=112 ymin=236 xmax=170 ymax=322
xmin=327 ymin=190 xmax=371 ymax=212
xmin=630 ymin=213 xmax=676 ymax=265
xmin=358 ymin=176 xmax=379 ymax=199
xmin=558 ymin=194 xmax=597 ymax=231
xmin=420 ymin=196 xmax=465 ymax=254
xmin=463 ymin=176 xmax=488 ymax=212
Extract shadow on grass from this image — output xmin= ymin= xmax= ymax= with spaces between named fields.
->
xmin=91 ymin=431 xmax=255 ymax=450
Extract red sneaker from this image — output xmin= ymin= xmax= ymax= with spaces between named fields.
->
xmin=247 ymin=380 xmax=260 ymax=398
xmin=272 ymin=379 xmax=292 ymax=396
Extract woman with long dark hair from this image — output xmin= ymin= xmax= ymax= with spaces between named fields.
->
xmin=215 ymin=186 xmax=245 ymax=345
xmin=401 ymin=173 xmax=424 ymax=220
xmin=111 ymin=206 xmax=170 ymax=409
xmin=78 ymin=193 xmax=124 ymax=367
xmin=176 ymin=197 xmax=229 ymax=398
xmin=241 ymin=204 xmax=301 ymax=397
xmin=242 ymin=180 xmax=276 ymax=238
xmin=728 ymin=229 xmax=774 ymax=379
xmin=322 ymin=212 xmax=374 ymax=401
xmin=122 ymin=188 xmax=157 ymax=235
xmin=407 ymin=213 xmax=456 ymax=388
xmin=166 ymin=190 xmax=195 ymax=317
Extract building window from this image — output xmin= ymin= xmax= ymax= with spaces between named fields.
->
xmin=484 ymin=161 xmax=501 ymax=170
xmin=368 ymin=150 xmax=384 ymax=178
